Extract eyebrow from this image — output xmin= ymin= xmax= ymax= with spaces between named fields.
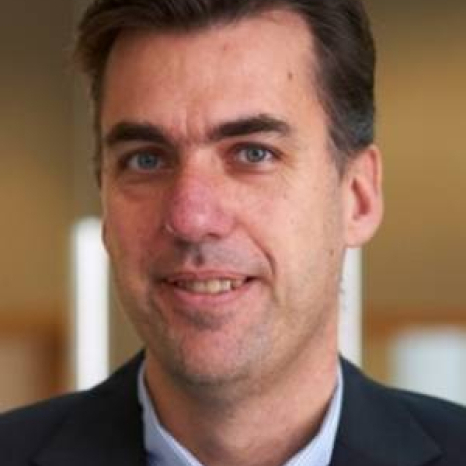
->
xmin=104 ymin=122 xmax=172 ymax=149
xmin=103 ymin=113 xmax=292 ymax=149
xmin=209 ymin=114 xmax=292 ymax=141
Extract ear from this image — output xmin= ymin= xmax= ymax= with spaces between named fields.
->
xmin=342 ymin=144 xmax=384 ymax=248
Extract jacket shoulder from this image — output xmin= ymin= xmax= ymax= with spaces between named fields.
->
xmin=338 ymin=358 xmax=466 ymax=465
xmin=343 ymin=358 xmax=466 ymax=436
xmin=0 ymin=353 xmax=144 ymax=466
xmin=0 ymin=393 xmax=84 ymax=464
xmin=393 ymin=387 xmax=466 ymax=449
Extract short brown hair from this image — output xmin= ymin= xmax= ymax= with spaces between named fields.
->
xmin=75 ymin=0 xmax=376 ymax=173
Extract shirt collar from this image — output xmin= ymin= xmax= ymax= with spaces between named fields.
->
xmin=138 ymin=362 xmax=343 ymax=466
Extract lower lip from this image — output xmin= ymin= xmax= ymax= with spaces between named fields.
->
xmin=158 ymin=279 xmax=256 ymax=308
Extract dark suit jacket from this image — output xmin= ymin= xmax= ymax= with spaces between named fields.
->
xmin=1 ymin=354 xmax=466 ymax=466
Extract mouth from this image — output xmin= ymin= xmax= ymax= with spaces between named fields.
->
xmin=165 ymin=277 xmax=250 ymax=295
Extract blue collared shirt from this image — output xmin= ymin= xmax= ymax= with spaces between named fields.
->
xmin=138 ymin=363 xmax=343 ymax=466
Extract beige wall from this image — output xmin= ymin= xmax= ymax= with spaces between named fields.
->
xmin=365 ymin=0 xmax=466 ymax=312
xmin=0 ymin=0 xmax=77 ymax=407
xmin=0 ymin=0 xmax=74 ymax=315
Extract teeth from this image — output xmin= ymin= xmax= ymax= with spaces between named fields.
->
xmin=173 ymin=279 xmax=245 ymax=294
xmin=220 ymin=280 xmax=232 ymax=292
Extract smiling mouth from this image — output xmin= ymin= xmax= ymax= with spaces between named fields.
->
xmin=166 ymin=278 xmax=249 ymax=295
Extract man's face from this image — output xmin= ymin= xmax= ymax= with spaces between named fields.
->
xmin=99 ymin=10 xmax=378 ymax=389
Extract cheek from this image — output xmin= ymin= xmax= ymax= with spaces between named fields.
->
xmin=102 ymin=191 xmax=159 ymax=267
xmin=261 ymin=181 xmax=344 ymax=290
xmin=102 ymin=196 xmax=162 ymax=320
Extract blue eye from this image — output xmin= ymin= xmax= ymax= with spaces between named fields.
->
xmin=238 ymin=146 xmax=273 ymax=164
xmin=127 ymin=152 xmax=161 ymax=171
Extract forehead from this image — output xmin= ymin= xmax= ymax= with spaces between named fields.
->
xmin=101 ymin=9 xmax=323 ymax=141
xmin=107 ymin=8 xmax=314 ymax=66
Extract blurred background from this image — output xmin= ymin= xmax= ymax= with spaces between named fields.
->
xmin=0 ymin=0 xmax=465 ymax=411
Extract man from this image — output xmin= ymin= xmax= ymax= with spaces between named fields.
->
xmin=1 ymin=0 xmax=465 ymax=465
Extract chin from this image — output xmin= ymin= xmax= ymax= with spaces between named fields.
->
xmin=154 ymin=331 xmax=263 ymax=393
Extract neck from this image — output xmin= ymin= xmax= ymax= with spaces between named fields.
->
xmin=145 ymin=322 xmax=339 ymax=466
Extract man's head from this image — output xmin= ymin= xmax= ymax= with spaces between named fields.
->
xmin=75 ymin=0 xmax=375 ymax=175
xmin=74 ymin=0 xmax=382 ymax=394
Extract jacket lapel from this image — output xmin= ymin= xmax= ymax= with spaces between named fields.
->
xmin=330 ymin=359 xmax=441 ymax=466
xmin=33 ymin=354 xmax=146 ymax=466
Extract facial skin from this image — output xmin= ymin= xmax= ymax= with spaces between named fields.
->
xmin=100 ymin=9 xmax=382 ymax=404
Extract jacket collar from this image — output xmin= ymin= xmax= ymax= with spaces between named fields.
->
xmin=330 ymin=358 xmax=441 ymax=466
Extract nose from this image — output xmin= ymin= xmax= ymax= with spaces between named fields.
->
xmin=162 ymin=163 xmax=234 ymax=243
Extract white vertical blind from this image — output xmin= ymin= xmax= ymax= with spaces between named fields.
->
xmin=339 ymin=248 xmax=362 ymax=365
xmin=72 ymin=217 xmax=109 ymax=389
